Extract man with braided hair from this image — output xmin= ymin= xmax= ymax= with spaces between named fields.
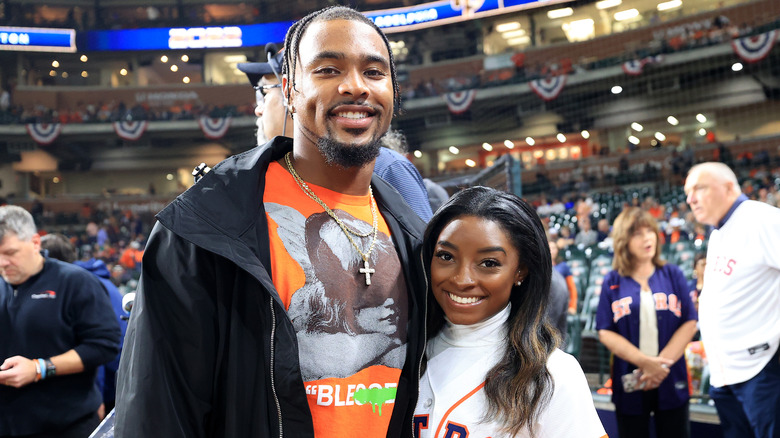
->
xmin=115 ymin=6 xmax=427 ymax=438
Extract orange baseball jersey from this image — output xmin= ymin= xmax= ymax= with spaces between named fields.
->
xmin=263 ymin=161 xmax=408 ymax=438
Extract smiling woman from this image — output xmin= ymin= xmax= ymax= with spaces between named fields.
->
xmin=416 ymin=186 xmax=606 ymax=438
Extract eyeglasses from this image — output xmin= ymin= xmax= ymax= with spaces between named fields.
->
xmin=254 ymin=83 xmax=282 ymax=105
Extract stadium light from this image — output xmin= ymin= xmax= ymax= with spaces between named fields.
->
xmin=482 ymin=143 xmax=493 ymax=151
xmin=547 ymin=8 xmax=573 ymax=19
xmin=581 ymin=130 xmax=590 ymax=139
xmin=413 ymin=150 xmax=422 ymax=158
xmin=504 ymin=140 xmax=515 ymax=149
xmin=562 ymin=18 xmax=595 ymax=42
xmin=631 ymin=122 xmax=643 ymax=131
xmin=495 ymin=22 xmax=520 ymax=32
xmin=732 ymin=62 xmax=743 ymax=72
xmin=657 ymin=0 xmax=682 ymax=11
xmin=654 ymin=132 xmax=666 ymax=141
xmin=449 ymin=146 xmax=460 ymax=154
xmin=80 ymin=55 xmax=88 ymax=62
xmin=507 ymin=36 xmax=531 ymax=45
xmin=596 ymin=0 xmax=622 ymax=9
xmin=611 ymin=85 xmax=623 ymax=94
xmin=557 ymin=133 xmax=566 ymax=143
xmin=465 ymin=159 xmax=476 ymax=168
xmin=698 ymin=128 xmax=707 ymax=136
xmin=502 ymin=29 xmax=526 ymax=39
xmin=525 ymin=137 xmax=535 ymax=146
xmin=628 ymin=135 xmax=640 ymax=145
xmin=667 ymin=116 xmax=679 ymax=126
xmin=52 ymin=60 xmax=59 ymax=68
xmin=160 ymin=55 xmax=168 ymax=63
xmin=696 ymin=113 xmax=707 ymax=123
xmin=614 ymin=9 xmax=639 ymax=21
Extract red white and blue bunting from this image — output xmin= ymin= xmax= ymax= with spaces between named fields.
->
xmin=198 ymin=116 xmax=232 ymax=139
xmin=732 ymin=30 xmax=778 ymax=63
xmin=26 ymin=123 xmax=62 ymax=145
xmin=529 ymin=75 xmax=567 ymax=101
xmin=622 ymin=55 xmax=664 ymax=76
xmin=443 ymin=89 xmax=476 ymax=114
xmin=113 ymin=120 xmax=148 ymax=141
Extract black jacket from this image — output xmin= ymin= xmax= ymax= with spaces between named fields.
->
xmin=115 ymin=137 xmax=428 ymax=438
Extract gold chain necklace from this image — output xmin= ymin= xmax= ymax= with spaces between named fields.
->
xmin=284 ymin=151 xmax=379 ymax=285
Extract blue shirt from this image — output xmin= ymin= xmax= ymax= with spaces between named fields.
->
xmin=373 ymin=148 xmax=433 ymax=222
xmin=595 ymin=264 xmax=698 ymax=414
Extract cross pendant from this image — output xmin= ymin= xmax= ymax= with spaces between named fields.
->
xmin=359 ymin=260 xmax=376 ymax=285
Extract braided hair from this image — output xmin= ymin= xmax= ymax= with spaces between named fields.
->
xmin=281 ymin=6 xmax=401 ymax=114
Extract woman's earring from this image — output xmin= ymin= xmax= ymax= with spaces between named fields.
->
xmin=516 ymin=279 xmax=523 ymax=286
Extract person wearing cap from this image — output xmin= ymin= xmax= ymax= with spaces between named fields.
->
xmin=238 ymin=43 xmax=293 ymax=145
xmin=116 ymin=7 xmax=427 ymax=438
xmin=239 ymin=43 xmax=434 ymax=222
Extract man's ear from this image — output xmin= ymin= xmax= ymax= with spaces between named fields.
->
xmin=282 ymin=76 xmax=291 ymax=109
xmin=31 ymin=233 xmax=41 ymax=251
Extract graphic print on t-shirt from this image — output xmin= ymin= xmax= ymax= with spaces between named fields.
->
xmin=266 ymin=203 xmax=408 ymax=381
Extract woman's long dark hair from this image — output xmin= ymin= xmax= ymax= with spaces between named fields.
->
xmin=423 ymin=186 xmax=560 ymax=437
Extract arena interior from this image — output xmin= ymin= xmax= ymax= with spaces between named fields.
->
xmin=1 ymin=0 xmax=779 ymax=436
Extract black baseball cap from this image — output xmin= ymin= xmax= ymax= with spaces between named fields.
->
xmin=237 ymin=42 xmax=284 ymax=86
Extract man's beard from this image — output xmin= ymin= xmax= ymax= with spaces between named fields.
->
xmin=318 ymin=129 xmax=383 ymax=168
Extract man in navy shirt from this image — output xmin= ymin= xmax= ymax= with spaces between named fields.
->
xmin=0 ymin=206 xmax=120 ymax=437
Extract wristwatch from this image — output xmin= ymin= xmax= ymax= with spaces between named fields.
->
xmin=44 ymin=358 xmax=56 ymax=377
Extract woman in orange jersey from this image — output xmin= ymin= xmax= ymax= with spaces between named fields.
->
xmin=413 ymin=187 xmax=606 ymax=438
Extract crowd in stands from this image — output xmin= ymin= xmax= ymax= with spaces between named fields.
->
xmin=19 ymin=200 xmax=157 ymax=297
xmin=400 ymin=14 xmax=773 ymax=100
xmin=0 ymin=100 xmax=254 ymax=125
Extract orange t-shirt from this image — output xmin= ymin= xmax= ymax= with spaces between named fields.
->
xmin=263 ymin=161 xmax=408 ymax=437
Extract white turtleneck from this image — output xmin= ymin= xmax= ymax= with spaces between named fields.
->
xmin=413 ymin=304 xmax=607 ymax=438
xmin=428 ymin=303 xmax=510 ymax=358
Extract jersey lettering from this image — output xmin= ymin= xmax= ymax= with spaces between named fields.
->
xmin=653 ymin=293 xmax=668 ymax=310
xmin=649 ymin=292 xmax=682 ymax=317
xmin=611 ymin=296 xmax=633 ymax=323
xmin=413 ymin=415 xmax=429 ymax=438
xmin=444 ymin=422 xmax=469 ymax=438
xmin=708 ymin=256 xmax=737 ymax=276
xmin=667 ymin=293 xmax=681 ymax=317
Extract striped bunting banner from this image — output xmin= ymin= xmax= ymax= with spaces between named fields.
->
xmin=26 ymin=123 xmax=62 ymax=145
xmin=198 ymin=116 xmax=232 ymax=139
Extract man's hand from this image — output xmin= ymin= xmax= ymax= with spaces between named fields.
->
xmin=0 ymin=356 xmax=37 ymax=388
xmin=639 ymin=356 xmax=674 ymax=390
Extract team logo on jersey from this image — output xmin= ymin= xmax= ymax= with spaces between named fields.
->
xmin=31 ymin=290 xmax=56 ymax=299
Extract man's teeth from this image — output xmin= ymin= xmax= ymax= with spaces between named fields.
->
xmin=338 ymin=111 xmax=368 ymax=119
xmin=448 ymin=293 xmax=481 ymax=304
